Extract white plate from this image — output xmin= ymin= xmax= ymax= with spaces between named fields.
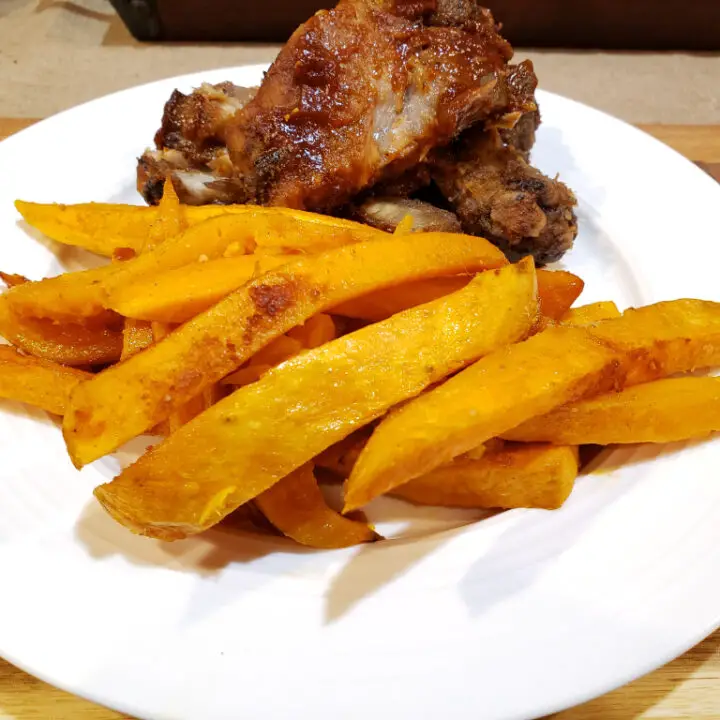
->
xmin=0 ymin=65 xmax=718 ymax=720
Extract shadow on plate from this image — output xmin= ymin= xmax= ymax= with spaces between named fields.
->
xmin=14 ymin=219 xmax=107 ymax=272
xmin=75 ymin=497 xmax=312 ymax=576
xmin=323 ymin=523 xmax=466 ymax=624
xmin=582 ymin=437 xmax=710 ymax=474
xmin=76 ymin=437 xmax=711 ymax=624
xmin=456 ymin=437 xmax=708 ymax=618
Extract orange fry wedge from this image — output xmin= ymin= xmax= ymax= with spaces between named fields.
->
xmin=0 ymin=272 xmax=29 ymax=288
xmin=14 ymin=200 xmax=164 ymax=257
xmin=6 ymin=209 xmax=385 ymax=324
xmin=316 ymin=432 xmax=577 ymax=510
xmin=286 ymin=313 xmax=336 ymax=349
xmin=108 ymin=255 xmax=291 ymax=323
xmin=505 ymin=376 xmax=720 ymax=445
xmin=255 ymin=464 xmax=379 ymax=548
xmin=0 ymin=296 xmax=122 ymax=367
xmin=343 ymin=325 xmax=621 ymax=511
xmin=145 ymin=178 xmax=186 ymax=250
xmin=562 ymin=301 xmax=621 ymax=326
xmin=344 ymin=299 xmax=720 ymax=511
xmin=0 ymin=345 xmax=91 ymax=415
xmin=6 ymin=185 xmax=185 ymax=324
xmin=3 ymin=265 xmax=116 ymax=323
xmin=92 ymin=257 xmax=537 ymax=539
xmin=536 ymin=270 xmax=584 ymax=321
xmin=315 ymin=430 xmax=372 ymax=477
xmin=14 ymin=201 xmax=386 ymax=258
xmin=392 ymin=443 xmax=579 ymax=510
xmin=6 ymin=212 xmax=257 ymax=323
xmin=121 ymin=318 xmax=154 ymax=361
xmin=65 ymin=232 xmax=507 ymax=467
xmin=582 ymin=300 xmax=720 ymax=385
xmin=333 ymin=269 xmax=583 ymax=322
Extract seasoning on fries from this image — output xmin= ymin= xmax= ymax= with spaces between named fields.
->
xmin=3 ymin=193 xmax=720 ymax=549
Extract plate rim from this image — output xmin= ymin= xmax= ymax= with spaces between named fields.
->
xmin=0 ymin=63 xmax=719 ymax=720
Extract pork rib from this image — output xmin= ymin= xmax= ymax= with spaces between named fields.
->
xmin=137 ymin=83 xmax=256 ymax=205
xmin=137 ymin=0 xmax=537 ymax=210
xmin=431 ymin=125 xmax=578 ymax=265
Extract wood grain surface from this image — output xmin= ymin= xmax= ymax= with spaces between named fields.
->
xmin=0 ymin=117 xmax=718 ymax=720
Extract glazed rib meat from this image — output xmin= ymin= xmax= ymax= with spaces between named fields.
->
xmin=138 ymin=0 xmax=538 ymax=210
xmin=431 ymin=125 xmax=578 ymax=265
xmin=138 ymin=83 xmax=256 ymax=205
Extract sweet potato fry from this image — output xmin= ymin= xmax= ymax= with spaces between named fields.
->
xmin=145 ymin=179 xmax=186 ymax=250
xmin=0 ymin=271 xmax=29 ymax=288
xmin=344 ymin=298 xmax=720 ymax=511
xmin=148 ymin=322 xmax=210 ymax=433
xmin=333 ymin=269 xmax=581 ymax=322
xmin=222 ymin=334 xmax=305 ymax=385
xmin=562 ymin=301 xmax=620 ymax=325
xmin=4 ymin=265 xmax=116 ymax=323
xmin=393 ymin=214 xmax=415 ymax=235
xmin=4 ymin=214 xmax=258 ymax=323
xmin=0 ymin=296 xmax=122 ymax=366
xmin=255 ymin=464 xmax=379 ymax=548
xmin=315 ymin=430 xmax=372 ymax=477
xmin=14 ymin=200 xmax=163 ymax=257
xmin=0 ymin=345 xmax=90 ymax=415
xmin=108 ymin=255 xmax=290 ymax=323
xmin=536 ymin=270 xmax=584 ymax=321
xmin=92 ymin=258 xmax=538 ymax=539
xmin=121 ymin=319 xmax=154 ymax=361
xmin=287 ymin=314 xmax=336 ymax=348
xmin=64 ymin=232 xmax=509 ymax=467
xmin=9 ymin=184 xmax=201 ymax=324
xmin=315 ymin=432 xmax=573 ymax=510
xmin=343 ymin=325 xmax=624 ymax=511
xmin=586 ymin=300 xmax=720 ymax=385
xmin=97 ymin=214 xmax=260 ymax=302
xmin=315 ymin=431 xmax=494 ymax=478
xmin=392 ymin=444 xmax=579 ymax=510
xmin=122 ymin=320 xmax=175 ymax=436
xmin=100 ymin=212 xmax=392 ymax=304
xmin=332 ymin=276 xmax=468 ymax=321
xmin=15 ymin=201 xmax=385 ymax=257
xmin=505 ymin=377 xmax=720 ymax=445
xmin=247 ymin=334 xmax=305 ymax=367
xmin=220 ymin=364 xmax=271 ymax=387
xmin=6 ymin=209 xmax=384 ymax=324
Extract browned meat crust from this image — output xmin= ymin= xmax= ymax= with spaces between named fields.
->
xmin=227 ymin=0 xmax=536 ymax=210
xmin=138 ymin=0 xmax=537 ymax=209
xmin=499 ymin=109 xmax=540 ymax=161
xmin=135 ymin=0 xmax=577 ymax=263
xmin=432 ymin=126 xmax=577 ymax=265
xmin=138 ymin=83 xmax=256 ymax=204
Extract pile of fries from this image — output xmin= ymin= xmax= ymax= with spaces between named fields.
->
xmin=3 ymin=182 xmax=720 ymax=549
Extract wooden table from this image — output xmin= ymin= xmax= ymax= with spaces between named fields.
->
xmin=0 ymin=118 xmax=718 ymax=720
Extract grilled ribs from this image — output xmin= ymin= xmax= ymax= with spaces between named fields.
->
xmin=138 ymin=0 xmax=537 ymax=210
xmin=137 ymin=0 xmax=578 ymax=263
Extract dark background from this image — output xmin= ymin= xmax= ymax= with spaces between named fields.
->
xmin=111 ymin=0 xmax=720 ymax=50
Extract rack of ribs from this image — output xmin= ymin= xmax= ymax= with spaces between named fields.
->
xmin=137 ymin=0 xmax=578 ymax=265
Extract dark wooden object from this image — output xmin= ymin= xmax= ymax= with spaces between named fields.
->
xmin=109 ymin=0 xmax=720 ymax=49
